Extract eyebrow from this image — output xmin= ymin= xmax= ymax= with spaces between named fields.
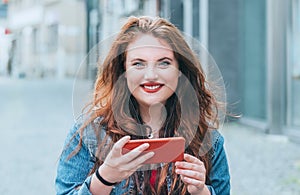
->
xmin=130 ymin=57 xmax=173 ymax=62
xmin=130 ymin=58 xmax=146 ymax=62
xmin=158 ymin=57 xmax=173 ymax=61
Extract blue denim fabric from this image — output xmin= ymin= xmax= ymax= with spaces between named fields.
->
xmin=55 ymin=118 xmax=230 ymax=195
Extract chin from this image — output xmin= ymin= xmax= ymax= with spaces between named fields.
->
xmin=139 ymin=99 xmax=166 ymax=107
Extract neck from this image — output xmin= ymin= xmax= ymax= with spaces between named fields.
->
xmin=139 ymin=103 xmax=167 ymax=138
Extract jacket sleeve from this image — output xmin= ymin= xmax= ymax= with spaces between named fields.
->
xmin=55 ymin=123 xmax=95 ymax=195
xmin=206 ymin=131 xmax=231 ymax=195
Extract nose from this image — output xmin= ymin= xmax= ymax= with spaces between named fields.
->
xmin=144 ymin=65 xmax=158 ymax=80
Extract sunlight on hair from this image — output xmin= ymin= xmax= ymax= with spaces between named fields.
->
xmin=72 ymin=27 xmax=226 ymax=171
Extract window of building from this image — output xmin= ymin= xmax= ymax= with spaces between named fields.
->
xmin=47 ymin=23 xmax=58 ymax=52
xmin=241 ymin=0 xmax=267 ymax=122
xmin=288 ymin=0 xmax=300 ymax=127
xmin=32 ymin=27 xmax=39 ymax=54
xmin=192 ymin=0 xmax=199 ymax=39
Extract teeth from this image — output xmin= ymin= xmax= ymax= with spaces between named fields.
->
xmin=144 ymin=85 xmax=160 ymax=90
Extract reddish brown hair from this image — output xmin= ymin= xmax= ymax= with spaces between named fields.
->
xmin=75 ymin=16 xmax=220 ymax=194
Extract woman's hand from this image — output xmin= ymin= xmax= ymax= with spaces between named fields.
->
xmin=98 ymin=136 xmax=154 ymax=183
xmin=175 ymin=154 xmax=210 ymax=195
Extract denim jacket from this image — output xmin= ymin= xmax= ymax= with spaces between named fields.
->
xmin=55 ymin=117 xmax=230 ymax=195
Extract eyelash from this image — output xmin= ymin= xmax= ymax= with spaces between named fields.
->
xmin=159 ymin=61 xmax=171 ymax=66
xmin=133 ymin=62 xmax=145 ymax=67
xmin=131 ymin=60 xmax=171 ymax=68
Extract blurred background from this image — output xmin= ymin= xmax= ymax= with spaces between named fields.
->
xmin=0 ymin=0 xmax=300 ymax=194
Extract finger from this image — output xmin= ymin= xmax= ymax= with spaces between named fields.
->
xmin=181 ymin=175 xmax=205 ymax=187
xmin=184 ymin=154 xmax=203 ymax=165
xmin=175 ymin=161 xmax=203 ymax=172
xmin=175 ymin=154 xmax=204 ymax=168
xmin=122 ymin=143 xmax=150 ymax=163
xmin=126 ymin=151 xmax=155 ymax=170
xmin=114 ymin=151 xmax=154 ymax=172
xmin=111 ymin=136 xmax=131 ymax=155
xmin=180 ymin=174 xmax=205 ymax=191
xmin=175 ymin=168 xmax=204 ymax=180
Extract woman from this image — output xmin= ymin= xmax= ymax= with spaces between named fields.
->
xmin=55 ymin=16 xmax=230 ymax=195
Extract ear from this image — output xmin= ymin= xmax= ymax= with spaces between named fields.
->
xmin=178 ymin=71 xmax=182 ymax=77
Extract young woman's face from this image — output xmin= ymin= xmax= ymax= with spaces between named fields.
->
xmin=125 ymin=34 xmax=180 ymax=107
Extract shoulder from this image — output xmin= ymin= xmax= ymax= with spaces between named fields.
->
xmin=209 ymin=129 xmax=225 ymax=159
xmin=207 ymin=130 xmax=231 ymax=194
xmin=211 ymin=130 xmax=224 ymax=148
xmin=74 ymin=114 xmax=106 ymax=141
xmin=68 ymin=114 xmax=108 ymax=161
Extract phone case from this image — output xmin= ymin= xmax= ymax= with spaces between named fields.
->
xmin=122 ymin=137 xmax=185 ymax=164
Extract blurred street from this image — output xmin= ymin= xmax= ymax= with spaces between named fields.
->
xmin=0 ymin=77 xmax=75 ymax=194
xmin=0 ymin=77 xmax=300 ymax=195
xmin=221 ymin=125 xmax=300 ymax=195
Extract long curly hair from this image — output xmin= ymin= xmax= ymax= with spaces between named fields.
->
xmin=75 ymin=16 xmax=220 ymax=194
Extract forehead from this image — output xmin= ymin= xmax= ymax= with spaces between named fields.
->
xmin=126 ymin=34 xmax=174 ymax=59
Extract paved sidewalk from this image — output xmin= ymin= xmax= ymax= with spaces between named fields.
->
xmin=0 ymin=77 xmax=76 ymax=194
xmin=0 ymin=77 xmax=299 ymax=194
xmin=222 ymin=123 xmax=300 ymax=195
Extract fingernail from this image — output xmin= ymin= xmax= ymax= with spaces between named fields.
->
xmin=143 ymin=143 xmax=149 ymax=148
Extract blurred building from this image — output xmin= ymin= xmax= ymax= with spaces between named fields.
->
xmin=84 ymin=0 xmax=158 ymax=79
xmin=7 ymin=0 xmax=87 ymax=78
xmin=0 ymin=0 xmax=12 ymax=76
xmin=4 ymin=0 xmax=300 ymax=140
xmin=94 ymin=0 xmax=300 ymax=140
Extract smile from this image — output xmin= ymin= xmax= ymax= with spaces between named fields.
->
xmin=145 ymin=85 xmax=160 ymax=90
xmin=141 ymin=84 xmax=163 ymax=93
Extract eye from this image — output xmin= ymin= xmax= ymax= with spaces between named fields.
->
xmin=132 ymin=61 xmax=145 ymax=68
xmin=158 ymin=60 xmax=171 ymax=68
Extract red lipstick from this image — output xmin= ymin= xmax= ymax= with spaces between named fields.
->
xmin=141 ymin=83 xmax=163 ymax=93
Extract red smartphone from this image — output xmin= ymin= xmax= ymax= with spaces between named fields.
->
xmin=122 ymin=137 xmax=185 ymax=164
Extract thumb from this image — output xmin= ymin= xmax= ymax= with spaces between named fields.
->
xmin=111 ymin=135 xmax=131 ymax=155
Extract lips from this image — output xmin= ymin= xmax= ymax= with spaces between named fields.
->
xmin=141 ymin=83 xmax=164 ymax=93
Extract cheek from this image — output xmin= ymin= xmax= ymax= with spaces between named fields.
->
xmin=170 ymin=79 xmax=179 ymax=92
xmin=164 ymin=71 xmax=180 ymax=90
xmin=126 ymin=71 xmax=141 ymax=92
